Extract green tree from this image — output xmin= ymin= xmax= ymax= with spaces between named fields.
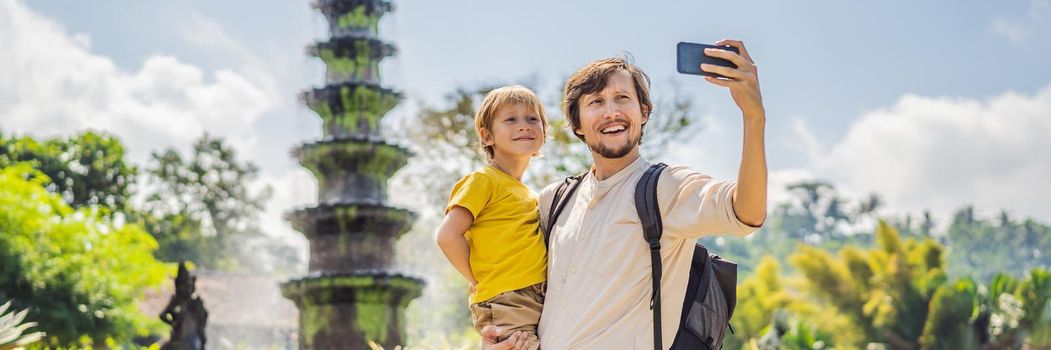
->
xmin=769 ymin=181 xmax=882 ymax=243
xmin=726 ymin=257 xmax=802 ymax=349
xmin=946 ymin=206 xmax=1051 ymax=283
xmin=728 ymin=257 xmax=850 ymax=349
xmin=775 ymin=319 xmax=835 ymax=350
xmin=888 ymin=210 xmax=937 ymax=240
xmin=139 ymin=133 xmax=278 ymax=271
xmin=1 ymin=131 xmax=292 ymax=272
xmin=785 ymin=221 xmax=1051 ymax=349
xmin=788 ymin=221 xmax=972 ymax=349
xmin=0 ymin=164 xmax=168 ymax=346
xmin=0 ymin=130 xmax=136 ymax=216
xmin=969 ymin=269 xmax=1051 ymax=348
xmin=743 ymin=311 xmax=835 ymax=350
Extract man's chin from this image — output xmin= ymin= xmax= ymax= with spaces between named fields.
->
xmin=590 ymin=142 xmax=635 ymax=159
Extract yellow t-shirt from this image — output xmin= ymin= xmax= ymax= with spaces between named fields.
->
xmin=447 ymin=165 xmax=547 ymax=304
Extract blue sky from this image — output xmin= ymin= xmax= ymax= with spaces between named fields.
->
xmin=3 ymin=0 xmax=1050 ymax=243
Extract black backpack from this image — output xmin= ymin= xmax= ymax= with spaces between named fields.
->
xmin=545 ymin=163 xmax=737 ymax=350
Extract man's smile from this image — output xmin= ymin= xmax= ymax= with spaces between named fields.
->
xmin=598 ymin=121 xmax=629 ymax=135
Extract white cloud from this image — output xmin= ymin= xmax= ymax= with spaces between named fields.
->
xmin=988 ymin=0 xmax=1051 ymax=45
xmin=176 ymin=10 xmax=280 ymax=104
xmin=989 ymin=18 xmax=1031 ymax=44
xmin=1032 ymin=0 xmax=1051 ymax=18
xmin=815 ymin=85 xmax=1051 ymax=221
xmin=0 ymin=0 xmax=312 ymax=260
xmin=675 ymin=83 xmax=1051 ymax=224
xmin=0 ymin=0 xmax=273 ymax=162
xmin=789 ymin=118 xmax=823 ymax=162
xmin=178 ymin=10 xmax=252 ymax=60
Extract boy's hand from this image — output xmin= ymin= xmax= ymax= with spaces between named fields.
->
xmin=468 ymin=282 xmax=477 ymax=294
xmin=480 ymin=326 xmax=526 ymax=350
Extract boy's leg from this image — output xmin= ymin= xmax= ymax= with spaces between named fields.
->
xmin=469 ymin=282 xmax=546 ymax=350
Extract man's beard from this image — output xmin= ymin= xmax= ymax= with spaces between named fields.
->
xmin=587 ymin=134 xmax=638 ymax=159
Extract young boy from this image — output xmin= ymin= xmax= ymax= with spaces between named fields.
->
xmin=435 ymin=85 xmax=548 ymax=350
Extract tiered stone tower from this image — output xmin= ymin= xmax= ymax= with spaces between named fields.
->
xmin=281 ymin=1 xmax=423 ymax=348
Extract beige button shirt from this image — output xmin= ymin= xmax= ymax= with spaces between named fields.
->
xmin=537 ymin=157 xmax=760 ymax=350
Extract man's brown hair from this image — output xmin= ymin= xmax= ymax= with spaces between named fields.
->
xmin=561 ymin=56 xmax=653 ymax=142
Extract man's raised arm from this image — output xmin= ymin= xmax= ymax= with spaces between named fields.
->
xmin=701 ymin=38 xmax=767 ymax=227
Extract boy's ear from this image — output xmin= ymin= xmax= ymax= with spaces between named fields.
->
xmin=479 ymin=128 xmax=493 ymax=146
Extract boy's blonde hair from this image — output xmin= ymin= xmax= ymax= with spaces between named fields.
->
xmin=474 ymin=85 xmax=548 ymax=162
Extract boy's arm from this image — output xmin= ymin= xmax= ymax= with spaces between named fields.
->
xmin=435 ymin=205 xmax=477 ymax=286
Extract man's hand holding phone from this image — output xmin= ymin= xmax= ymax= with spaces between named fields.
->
xmin=678 ymin=39 xmax=764 ymax=118
xmin=676 ymin=41 xmax=739 ymax=78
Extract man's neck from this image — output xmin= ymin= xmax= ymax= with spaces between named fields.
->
xmin=490 ymin=154 xmax=530 ymax=181
xmin=590 ymin=149 xmax=640 ymax=181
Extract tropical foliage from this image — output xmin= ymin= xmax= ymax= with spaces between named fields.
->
xmin=0 ymin=300 xmax=45 ymax=350
xmin=139 ymin=133 xmax=285 ymax=272
xmin=0 ymin=131 xmax=135 ymax=216
xmin=0 ymin=130 xmax=294 ymax=346
xmin=729 ymin=221 xmax=1051 ymax=349
xmin=0 ymin=164 xmax=168 ymax=345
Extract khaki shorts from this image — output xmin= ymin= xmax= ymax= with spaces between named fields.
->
xmin=469 ymin=282 xmax=546 ymax=350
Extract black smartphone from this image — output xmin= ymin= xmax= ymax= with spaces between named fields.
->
xmin=676 ymin=42 xmax=740 ymax=78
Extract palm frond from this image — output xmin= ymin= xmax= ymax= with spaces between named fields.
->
xmin=0 ymin=300 xmax=45 ymax=350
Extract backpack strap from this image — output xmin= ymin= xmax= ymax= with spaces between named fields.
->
xmin=544 ymin=172 xmax=586 ymax=246
xmin=635 ymin=163 xmax=668 ymax=350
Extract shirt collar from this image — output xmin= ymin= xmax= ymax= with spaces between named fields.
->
xmin=588 ymin=156 xmax=651 ymax=189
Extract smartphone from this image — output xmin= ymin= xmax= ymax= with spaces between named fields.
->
xmin=676 ymin=42 xmax=740 ymax=79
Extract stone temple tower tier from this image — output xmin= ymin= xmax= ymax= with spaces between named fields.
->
xmin=281 ymin=1 xmax=423 ymax=348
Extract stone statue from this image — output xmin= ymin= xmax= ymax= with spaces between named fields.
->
xmin=159 ymin=261 xmax=208 ymax=350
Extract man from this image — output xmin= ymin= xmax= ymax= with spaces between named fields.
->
xmin=485 ymin=39 xmax=766 ymax=350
